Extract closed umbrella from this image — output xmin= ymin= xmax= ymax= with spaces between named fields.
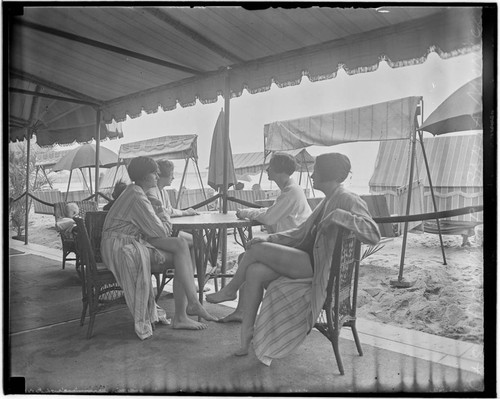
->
xmin=420 ymin=77 xmax=482 ymax=135
xmin=207 ymin=110 xmax=237 ymax=191
xmin=53 ymin=143 xmax=118 ymax=199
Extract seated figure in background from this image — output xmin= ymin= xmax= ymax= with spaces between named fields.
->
xmin=207 ymin=153 xmax=380 ymax=361
xmin=101 ymin=156 xmax=217 ymax=340
xmin=103 ymin=180 xmax=127 ymax=211
xmin=208 ymin=153 xmax=312 ymax=322
xmin=55 ymin=202 xmax=80 ymax=235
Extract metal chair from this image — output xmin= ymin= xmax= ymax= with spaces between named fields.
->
xmin=314 ymin=228 xmax=363 ymax=375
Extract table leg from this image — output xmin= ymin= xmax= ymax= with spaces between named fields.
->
xmin=220 ymin=227 xmax=227 ymax=288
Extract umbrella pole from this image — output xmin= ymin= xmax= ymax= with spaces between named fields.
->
xmin=88 ymin=167 xmax=93 ymax=196
xmin=391 ymin=126 xmax=417 ymax=288
xmin=95 ymin=109 xmax=101 ymax=201
xmin=65 ymin=170 xmax=73 ymax=202
xmin=222 ymin=71 xmax=231 ymax=214
xmin=418 ymin=130 xmax=447 ymax=265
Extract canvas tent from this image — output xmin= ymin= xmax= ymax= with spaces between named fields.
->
xmin=100 ymin=134 xmax=205 ymax=207
xmin=370 ymin=133 xmax=483 ymax=233
xmin=264 ymin=96 xmax=447 ymax=284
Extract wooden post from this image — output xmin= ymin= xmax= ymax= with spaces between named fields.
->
xmin=95 ymin=109 xmax=101 ymax=201
xmin=24 ymin=131 xmax=31 ymax=245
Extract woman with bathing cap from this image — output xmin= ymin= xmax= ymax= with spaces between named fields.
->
xmin=100 ymin=156 xmax=217 ymax=340
xmin=206 ymin=153 xmax=381 ymax=360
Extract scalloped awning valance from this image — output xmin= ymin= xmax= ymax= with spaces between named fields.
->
xmin=8 ymin=6 xmax=482 ymax=145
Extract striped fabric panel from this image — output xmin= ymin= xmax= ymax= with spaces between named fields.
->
xmin=253 ymin=277 xmax=312 ymax=366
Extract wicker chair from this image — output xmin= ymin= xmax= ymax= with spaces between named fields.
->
xmin=54 ymin=200 xmax=99 ymax=270
xmin=314 ymin=228 xmax=363 ymax=375
xmin=75 ymin=211 xmax=176 ymax=338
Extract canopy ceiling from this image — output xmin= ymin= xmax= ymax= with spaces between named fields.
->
xmin=118 ymin=134 xmax=198 ymax=162
xmin=8 ymin=6 xmax=482 ymax=135
xmin=264 ymin=96 xmax=422 ymax=151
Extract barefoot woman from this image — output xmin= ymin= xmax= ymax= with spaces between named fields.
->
xmin=207 ymin=153 xmax=380 ymax=357
xmin=101 ymin=156 xmax=217 ymax=340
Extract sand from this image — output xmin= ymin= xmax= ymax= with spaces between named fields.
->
xmin=15 ymin=208 xmax=484 ymax=345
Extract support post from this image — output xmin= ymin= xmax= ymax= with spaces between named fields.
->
xmin=65 ymin=170 xmax=73 ymax=201
xmin=391 ymin=127 xmax=417 ymax=288
xmin=176 ymin=158 xmax=190 ymax=208
xmin=418 ymin=130 xmax=447 ymax=265
xmin=24 ymin=131 xmax=31 ymax=245
xmin=222 ymin=69 xmax=231 ymax=214
xmin=95 ymin=109 xmax=101 ymax=201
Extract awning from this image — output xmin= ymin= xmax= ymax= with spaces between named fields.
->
xmin=118 ymin=135 xmax=198 ymax=162
xmin=8 ymin=6 xmax=482 ymax=142
xmin=264 ymin=96 xmax=422 ymax=151
xmin=369 ymin=133 xmax=483 ymax=188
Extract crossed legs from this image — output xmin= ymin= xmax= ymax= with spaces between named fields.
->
xmin=149 ymin=236 xmax=217 ymax=330
xmin=206 ymin=242 xmax=312 ymax=353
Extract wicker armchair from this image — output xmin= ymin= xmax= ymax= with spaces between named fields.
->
xmin=314 ymin=228 xmax=363 ymax=375
xmin=75 ymin=211 xmax=175 ymax=338
xmin=54 ymin=200 xmax=99 ymax=270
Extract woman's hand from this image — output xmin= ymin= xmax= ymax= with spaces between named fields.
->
xmin=236 ymin=209 xmax=245 ymax=219
xmin=246 ymin=236 xmax=268 ymax=249
xmin=183 ymin=208 xmax=198 ymax=216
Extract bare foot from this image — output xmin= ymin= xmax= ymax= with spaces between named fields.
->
xmin=172 ymin=318 xmax=208 ymax=330
xmin=205 ymin=290 xmax=237 ymax=304
xmin=218 ymin=310 xmax=243 ymax=323
xmin=234 ymin=347 xmax=249 ymax=356
xmin=186 ymin=302 xmax=218 ymax=322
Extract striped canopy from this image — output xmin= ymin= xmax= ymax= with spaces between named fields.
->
xmin=118 ymin=135 xmax=198 ymax=162
xmin=369 ymin=133 xmax=483 ymax=188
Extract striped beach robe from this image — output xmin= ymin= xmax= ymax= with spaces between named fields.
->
xmin=101 ymin=184 xmax=170 ymax=340
xmin=253 ymin=185 xmax=381 ymax=366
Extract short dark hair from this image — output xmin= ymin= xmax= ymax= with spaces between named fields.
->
xmin=157 ymin=160 xmax=174 ymax=178
xmin=112 ymin=180 xmax=127 ymax=199
xmin=127 ymin=156 xmax=158 ymax=183
xmin=314 ymin=153 xmax=351 ymax=183
xmin=269 ymin=153 xmax=296 ymax=175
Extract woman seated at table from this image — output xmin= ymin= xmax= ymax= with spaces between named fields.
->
xmin=208 ymin=153 xmax=312 ymax=322
xmin=101 ymin=156 xmax=217 ymax=340
xmin=145 ymin=160 xmax=209 ymax=292
xmin=206 ymin=153 xmax=380 ymax=361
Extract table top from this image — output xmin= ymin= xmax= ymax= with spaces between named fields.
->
xmin=171 ymin=211 xmax=260 ymax=229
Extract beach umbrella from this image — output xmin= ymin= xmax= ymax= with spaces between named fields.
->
xmin=53 ymin=143 xmax=118 ymax=199
xmin=420 ymin=77 xmax=482 ymax=135
xmin=207 ymin=110 xmax=237 ymax=191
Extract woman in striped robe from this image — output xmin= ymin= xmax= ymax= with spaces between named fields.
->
xmin=101 ymin=156 xmax=217 ymax=340
xmin=206 ymin=153 xmax=380 ymax=362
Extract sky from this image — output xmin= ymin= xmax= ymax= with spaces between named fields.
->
xmin=92 ymin=50 xmax=482 ymax=191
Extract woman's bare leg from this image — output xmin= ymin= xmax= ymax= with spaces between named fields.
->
xmin=206 ymin=243 xmax=312 ymax=304
xmin=235 ymin=263 xmax=279 ymax=356
xmin=149 ymin=237 xmax=217 ymax=326
xmin=218 ymin=283 xmax=245 ymax=323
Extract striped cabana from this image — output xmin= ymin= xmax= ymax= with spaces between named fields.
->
xmin=369 ymin=133 xmax=483 ymax=234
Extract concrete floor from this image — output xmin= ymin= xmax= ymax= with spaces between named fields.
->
xmin=7 ymin=239 xmax=485 ymax=394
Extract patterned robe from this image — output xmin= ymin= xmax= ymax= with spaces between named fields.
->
xmin=101 ymin=184 xmax=170 ymax=340
xmin=253 ymin=185 xmax=381 ymax=365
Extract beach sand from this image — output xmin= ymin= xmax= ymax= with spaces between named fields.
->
xmin=15 ymin=209 xmax=484 ymax=345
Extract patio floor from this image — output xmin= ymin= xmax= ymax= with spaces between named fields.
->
xmin=7 ymin=239 xmax=484 ymax=394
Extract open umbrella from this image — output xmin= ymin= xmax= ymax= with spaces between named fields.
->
xmin=53 ymin=143 xmax=118 ymax=199
xmin=420 ymin=77 xmax=482 ymax=135
xmin=207 ymin=110 xmax=237 ymax=191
